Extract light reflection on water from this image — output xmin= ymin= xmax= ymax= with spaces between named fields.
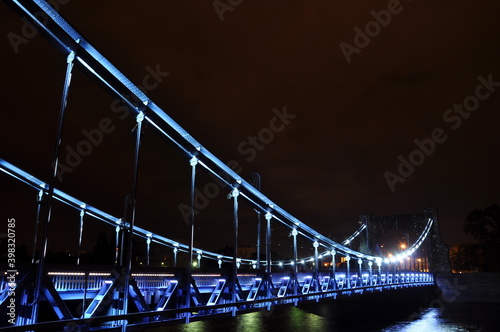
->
xmin=235 ymin=311 xmax=264 ymax=332
xmin=147 ymin=307 xmax=334 ymax=332
xmin=380 ymin=308 xmax=481 ymax=332
xmin=178 ymin=320 xmax=206 ymax=332
xmin=146 ymin=305 xmax=499 ymax=332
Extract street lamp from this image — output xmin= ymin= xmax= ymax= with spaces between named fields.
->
xmin=401 ymin=233 xmax=410 ymax=270
xmin=402 ymin=233 xmax=410 ymax=249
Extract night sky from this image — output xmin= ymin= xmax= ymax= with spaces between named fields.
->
xmin=1 ymin=0 xmax=499 ymax=257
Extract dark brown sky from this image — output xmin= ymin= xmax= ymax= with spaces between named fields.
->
xmin=1 ymin=0 xmax=499 ymax=255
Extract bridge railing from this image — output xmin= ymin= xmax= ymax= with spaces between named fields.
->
xmin=0 ymin=267 xmax=434 ymax=330
xmin=39 ymin=269 xmax=434 ymax=295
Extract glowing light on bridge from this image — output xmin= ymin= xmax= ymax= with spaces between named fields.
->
xmin=0 ymin=0 xmax=438 ymax=328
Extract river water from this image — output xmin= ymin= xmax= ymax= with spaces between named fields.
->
xmin=143 ymin=302 xmax=500 ymax=332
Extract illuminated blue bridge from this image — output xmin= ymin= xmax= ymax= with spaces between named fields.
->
xmin=1 ymin=1 xmax=440 ymax=331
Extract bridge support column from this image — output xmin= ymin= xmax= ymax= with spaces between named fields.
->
xmin=256 ymin=211 xmax=262 ymax=269
xmin=265 ymin=212 xmax=272 ymax=274
xmin=230 ymin=188 xmax=240 ymax=317
xmin=77 ymin=207 xmax=85 ymax=265
xmin=292 ymin=228 xmax=298 ymax=297
xmin=186 ymin=156 xmax=198 ymax=322
xmin=146 ymin=235 xmax=151 ymax=266
xmin=196 ymin=250 xmax=202 ymax=268
xmin=346 ymin=255 xmax=351 ymax=289
xmin=313 ymin=241 xmax=319 ymax=292
xmin=377 ymin=257 xmax=382 ymax=277
xmin=331 ymin=249 xmax=337 ymax=290
xmin=33 ymin=50 xmax=76 ymax=324
xmin=389 ymin=260 xmax=396 ymax=283
xmin=265 ymin=212 xmax=273 ymax=300
xmin=122 ymin=109 xmax=146 ymax=331
xmin=114 ymin=224 xmax=123 ymax=265
xmin=173 ymin=246 xmax=178 ymax=267
xmin=426 ymin=207 xmax=451 ymax=273
xmin=376 ymin=258 xmax=383 ymax=285
xmin=31 ymin=189 xmax=45 ymax=264
xmin=368 ymin=261 xmax=373 ymax=286
xmin=358 ymin=258 xmax=363 ymax=287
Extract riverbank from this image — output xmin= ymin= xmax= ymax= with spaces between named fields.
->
xmin=435 ymin=272 xmax=500 ymax=303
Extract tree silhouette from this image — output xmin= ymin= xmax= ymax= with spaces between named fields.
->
xmin=450 ymin=243 xmax=481 ymax=273
xmin=464 ymin=204 xmax=500 ymax=271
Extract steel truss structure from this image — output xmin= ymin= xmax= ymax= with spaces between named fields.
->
xmin=1 ymin=1 xmax=437 ymax=330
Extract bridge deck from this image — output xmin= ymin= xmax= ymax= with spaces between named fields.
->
xmin=0 ymin=267 xmax=433 ymax=330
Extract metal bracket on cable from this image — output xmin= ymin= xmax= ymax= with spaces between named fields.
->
xmin=137 ymin=110 xmax=145 ymax=123
xmin=131 ymin=108 xmax=146 ymax=134
xmin=227 ymin=188 xmax=239 ymax=199
xmin=67 ymin=50 xmax=76 ymax=64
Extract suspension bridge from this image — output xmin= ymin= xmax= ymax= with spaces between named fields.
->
xmin=1 ymin=1 xmax=443 ymax=331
